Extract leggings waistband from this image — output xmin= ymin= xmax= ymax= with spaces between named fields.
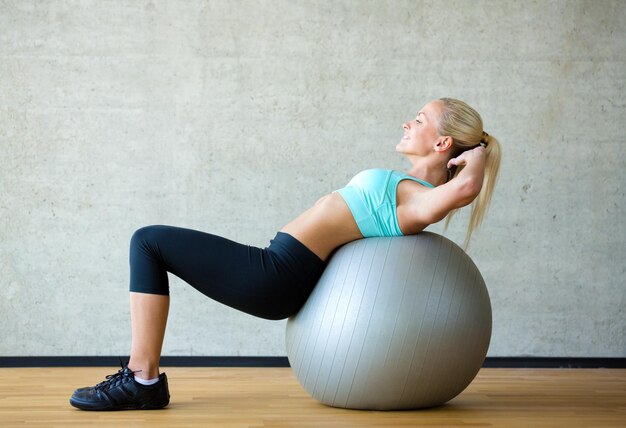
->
xmin=268 ymin=232 xmax=326 ymax=273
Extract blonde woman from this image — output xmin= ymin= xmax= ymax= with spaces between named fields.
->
xmin=70 ymin=97 xmax=501 ymax=411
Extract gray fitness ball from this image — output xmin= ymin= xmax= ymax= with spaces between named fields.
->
xmin=286 ymin=232 xmax=492 ymax=410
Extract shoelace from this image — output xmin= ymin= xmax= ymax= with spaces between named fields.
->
xmin=94 ymin=359 xmax=142 ymax=391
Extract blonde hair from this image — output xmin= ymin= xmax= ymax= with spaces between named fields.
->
xmin=438 ymin=98 xmax=502 ymax=248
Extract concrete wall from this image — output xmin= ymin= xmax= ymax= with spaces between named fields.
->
xmin=1 ymin=0 xmax=624 ymax=358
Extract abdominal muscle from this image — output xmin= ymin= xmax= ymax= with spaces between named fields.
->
xmin=279 ymin=192 xmax=363 ymax=261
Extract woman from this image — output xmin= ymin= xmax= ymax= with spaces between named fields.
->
xmin=69 ymin=97 xmax=501 ymax=411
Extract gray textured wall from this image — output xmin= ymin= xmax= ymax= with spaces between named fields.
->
xmin=1 ymin=0 xmax=624 ymax=358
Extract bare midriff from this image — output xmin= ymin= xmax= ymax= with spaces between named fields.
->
xmin=279 ymin=192 xmax=363 ymax=261
xmin=279 ymin=180 xmax=432 ymax=261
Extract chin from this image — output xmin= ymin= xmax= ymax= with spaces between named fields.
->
xmin=395 ymin=145 xmax=409 ymax=155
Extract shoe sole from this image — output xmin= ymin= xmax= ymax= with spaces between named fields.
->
xmin=69 ymin=396 xmax=169 ymax=411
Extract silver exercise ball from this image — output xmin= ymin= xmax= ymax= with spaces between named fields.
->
xmin=286 ymin=232 xmax=492 ymax=410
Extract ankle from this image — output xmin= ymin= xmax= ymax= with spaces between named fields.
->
xmin=131 ymin=367 xmax=160 ymax=380
xmin=127 ymin=359 xmax=160 ymax=380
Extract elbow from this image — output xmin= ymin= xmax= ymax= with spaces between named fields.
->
xmin=456 ymin=176 xmax=483 ymax=206
xmin=465 ymin=176 xmax=483 ymax=198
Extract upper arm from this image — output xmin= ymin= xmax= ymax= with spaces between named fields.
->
xmin=412 ymin=177 xmax=481 ymax=225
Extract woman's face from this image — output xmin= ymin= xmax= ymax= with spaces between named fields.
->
xmin=396 ymin=99 xmax=444 ymax=156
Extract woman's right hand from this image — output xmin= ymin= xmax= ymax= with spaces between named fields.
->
xmin=447 ymin=146 xmax=486 ymax=169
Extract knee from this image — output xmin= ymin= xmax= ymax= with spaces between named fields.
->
xmin=130 ymin=225 xmax=166 ymax=253
xmin=131 ymin=225 xmax=166 ymax=242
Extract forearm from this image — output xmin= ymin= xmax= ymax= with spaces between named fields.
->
xmin=452 ymin=148 xmax=486 ymax=198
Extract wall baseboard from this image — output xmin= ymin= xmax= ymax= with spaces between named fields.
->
xmin=481 ymin=357 xmax=625 ymax=368
xmin=0 ymin=356 xmax=624 ymax=368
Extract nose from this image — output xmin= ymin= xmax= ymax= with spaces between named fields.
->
xmin=403 ymin=122 xmax=410 ymax=131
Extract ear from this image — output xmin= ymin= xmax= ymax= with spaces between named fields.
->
xmin=434 ymin=136 xmax=453 ymax=153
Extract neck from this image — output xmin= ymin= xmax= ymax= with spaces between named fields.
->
xmin=404 ymin=156 xmax=449 ymax=187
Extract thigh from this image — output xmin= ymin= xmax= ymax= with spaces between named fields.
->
xmin=138 ymin=225 xmax=303 ymax=319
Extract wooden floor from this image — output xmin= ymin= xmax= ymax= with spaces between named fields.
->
xmin=0 ymin=367 xmax=624 ymax=427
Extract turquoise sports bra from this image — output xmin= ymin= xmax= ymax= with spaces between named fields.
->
xmin=335 ymin=169 xmax=435 ymax=237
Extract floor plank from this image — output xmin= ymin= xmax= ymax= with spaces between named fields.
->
xmin=0 ymin=367 xmax=624 ymax=427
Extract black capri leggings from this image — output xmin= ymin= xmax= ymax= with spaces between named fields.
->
xmin=129 ymin=225 xmax=326 ymax=320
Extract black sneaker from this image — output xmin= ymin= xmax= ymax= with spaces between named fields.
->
xmin=69 ymin=361 xmax=170 ymax=411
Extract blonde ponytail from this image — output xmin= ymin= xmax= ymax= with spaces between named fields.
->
xmin=438 ymin=98 xmax=502 ymax=248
